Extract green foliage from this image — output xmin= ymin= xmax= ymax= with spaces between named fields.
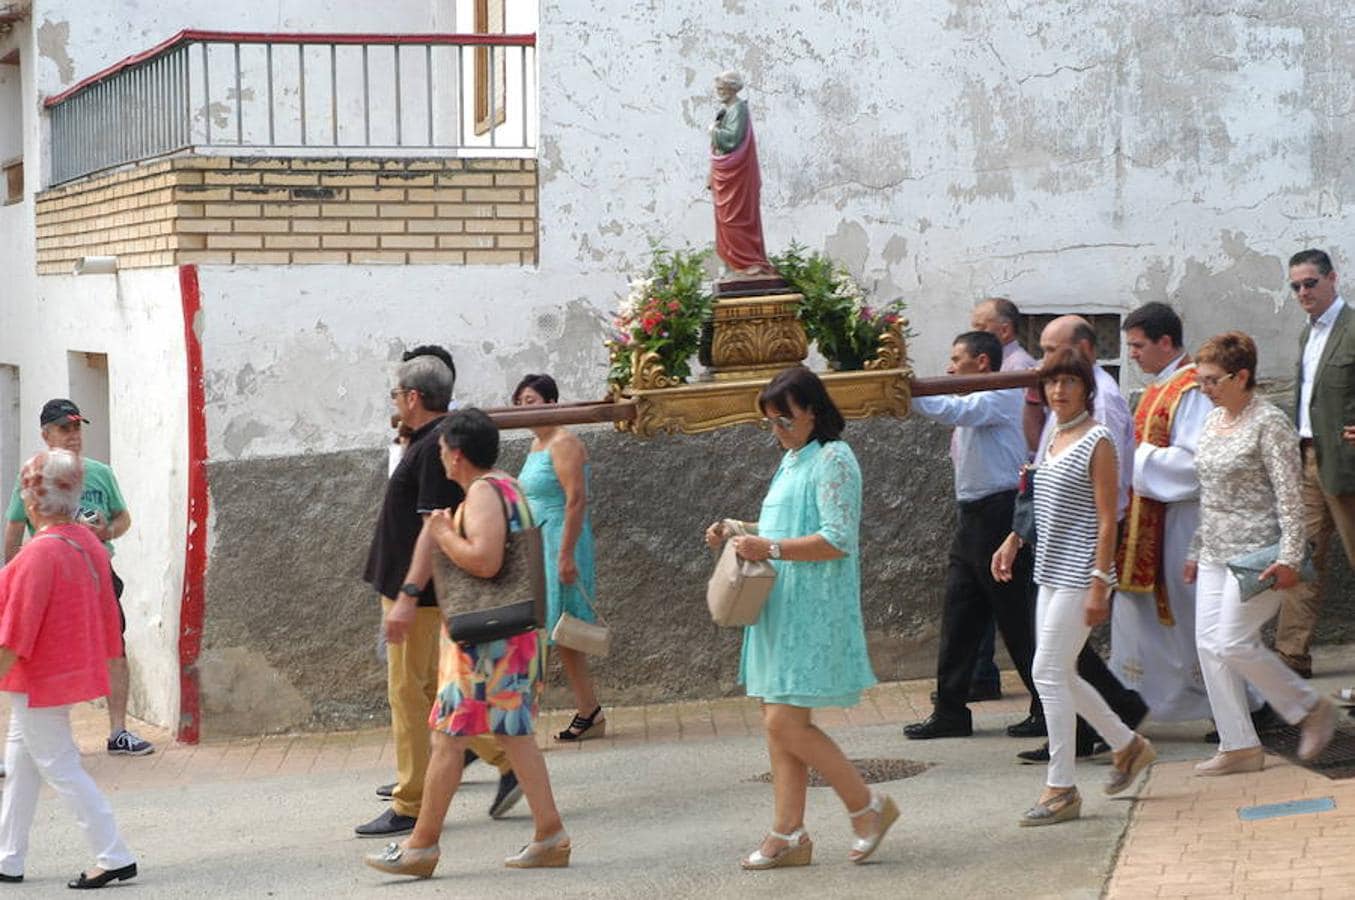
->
xmin=772 ymin=242 xmax=909 ymax=370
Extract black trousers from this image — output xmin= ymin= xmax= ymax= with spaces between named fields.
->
xmin=935 ymin=490 xmax=1041 ymax=719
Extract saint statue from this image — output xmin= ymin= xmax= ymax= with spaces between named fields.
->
xmin=708 ymin=71 xmax=774 ymax=277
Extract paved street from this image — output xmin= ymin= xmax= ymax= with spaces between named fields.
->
xmin=4 ymin=646 xmax=1355 ymax=897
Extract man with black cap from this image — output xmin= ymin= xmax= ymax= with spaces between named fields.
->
xmin=3 ymin=399 xmax=154 ymax=757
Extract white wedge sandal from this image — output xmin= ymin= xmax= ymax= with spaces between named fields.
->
xmin=741 ymin=828 xmax=813 ymax=870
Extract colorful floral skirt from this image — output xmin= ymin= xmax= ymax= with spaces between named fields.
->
xmin=428 ymin=626 xmax=543 ymax=736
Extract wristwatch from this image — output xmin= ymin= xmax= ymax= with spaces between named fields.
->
xmin=1090 ymin=568 xmax=1116 ymax=587
xmin=769 ymin=542 xmax=782 ymax=560
xmin=399 ymin=582 xmax=422 ymax=598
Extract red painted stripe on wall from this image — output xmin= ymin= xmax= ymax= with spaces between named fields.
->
xmin=177 ymin=264 xmax=208 ymax=744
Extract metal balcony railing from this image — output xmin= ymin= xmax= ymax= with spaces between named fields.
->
xmin=45 ymin=30 xmax=537 ymax=185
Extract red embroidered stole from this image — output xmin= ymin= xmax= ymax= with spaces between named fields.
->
xmin=1116 ymin=360 xmax=1198 ymax=625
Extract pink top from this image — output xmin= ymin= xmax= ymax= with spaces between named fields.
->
xmin=0 ymin=524 xmax=121 ymax=707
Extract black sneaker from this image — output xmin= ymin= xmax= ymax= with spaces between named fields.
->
xmin=488 ymin=770 xmax=523 ymax=819
xmin=107 ymin=730 xmax=154 ymax=757
xmin=355 ymin=808 xmax=417 ymax=837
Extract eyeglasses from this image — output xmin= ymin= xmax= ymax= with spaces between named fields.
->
xmin=761 ymin=414 xmax=795 ymax=430
xmin=389 ymin=388 xmax=411 ymax=399
xmin=1290 ymin=277 xmax=1322 ymax=293
xmin=1197 ymin=372 xmax=1235 ymax=388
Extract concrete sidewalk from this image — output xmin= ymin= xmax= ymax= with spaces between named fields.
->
xmin=4 ymin=645 xmax=1355 ymax=897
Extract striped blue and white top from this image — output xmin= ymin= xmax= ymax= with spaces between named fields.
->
xmin=1033 ymin=424 xmax=1117 ymax=589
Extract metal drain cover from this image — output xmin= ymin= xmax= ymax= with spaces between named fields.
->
xmin=1261 ymin=721 xmax=1355 ymax=780
xmin=751 ymin=757 xmax=933 ymax=787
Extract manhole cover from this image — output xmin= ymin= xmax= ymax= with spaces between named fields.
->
xmin=1260 ymin=719 xmax=1355 ymax=779
xmin=750 ymin=758 xmax=932 ymax=787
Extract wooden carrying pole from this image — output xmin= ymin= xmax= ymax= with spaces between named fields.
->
xmin=481 ymin=370 xmax=1041 ymax=431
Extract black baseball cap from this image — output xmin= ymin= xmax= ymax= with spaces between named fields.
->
xmin=39 ymin=398 xmax=89 ymax=427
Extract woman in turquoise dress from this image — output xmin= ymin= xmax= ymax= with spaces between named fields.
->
xmin=513 ymin=374 xmax=604 ymax=742
xmin=704 ymin=367 xmax=897 ymax=871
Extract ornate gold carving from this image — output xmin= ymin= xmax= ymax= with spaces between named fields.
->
xmin=865 ymin=319 xmax=909 ymax=372
xmin=619 ymin=367 xmax=912 ymax=438
xmin=630 ymin=350 xmax=681 ymax=391
xmin=708 ymin=292 xmax=808 ymax=376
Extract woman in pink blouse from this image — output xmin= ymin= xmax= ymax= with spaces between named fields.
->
xmin=0 ymin=449 xmax=137 ymax=889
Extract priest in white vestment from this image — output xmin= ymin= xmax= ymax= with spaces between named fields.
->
xmin=1111 ymin=305 xmax=1213 ymax=721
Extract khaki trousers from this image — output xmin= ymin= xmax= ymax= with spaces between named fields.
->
xmin=1275 ymin=446 xmax=1355 ymax=672
xmin=382 ymin=598 xmax=509 ymax=818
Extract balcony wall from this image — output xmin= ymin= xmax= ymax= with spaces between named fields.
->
xmin=34 ymin=154 xmax=538 ymax=274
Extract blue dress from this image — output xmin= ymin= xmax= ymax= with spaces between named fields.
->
xmin=518 ymin=448 xmax=598 ymax=644
xmin=739 ymin=440 xmax=877 ymax=708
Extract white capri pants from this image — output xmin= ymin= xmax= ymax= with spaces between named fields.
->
xmin=0 ymin=693 xmax=135 ymax=877
xmin=1195 ymin=562 xmax=1319 ymax=752
xmin=1033 ymin=585 xmax=1135 ymax=788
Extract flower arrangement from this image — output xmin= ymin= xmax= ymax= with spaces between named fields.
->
xmin=771 ymin=242 xmax=909 ymax=371
xmin=607 ymin=246 xmax=713 ymax=389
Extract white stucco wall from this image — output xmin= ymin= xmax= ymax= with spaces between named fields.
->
xmin=0 ymin=266 xmax=190 ymax=728
xmin=196 ymin=0 xmax=1346 ymax=461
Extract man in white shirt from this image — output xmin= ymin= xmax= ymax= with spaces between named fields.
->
xmin=1276 ymin=249 xmax=1355 ymax=680
xmin=1015 ymin=316 xmax=1148 ymax=763
xmin=1109 ymin=303 xmax=1213 ymax=722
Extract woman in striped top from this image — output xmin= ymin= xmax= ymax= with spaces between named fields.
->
xmin=993 ymin=348 xmax=1155 ymax=826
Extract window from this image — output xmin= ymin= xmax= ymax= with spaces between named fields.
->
xmin=0 ymin=48 xmax=20 ymax=205
xmin=67 ymin=352 xmax=111 ymax=464
xmin=0 ymin=365 xmax=17 ymax=498
xmin=1018 ymin=312 xmax=1124 ymax=383
xmin=473 ymin=0 xmax=507 ymax=136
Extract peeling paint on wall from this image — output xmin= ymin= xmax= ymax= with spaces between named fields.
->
xmin=35 ymin=19 xmax=73 ymax=83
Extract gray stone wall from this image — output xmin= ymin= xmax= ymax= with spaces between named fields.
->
xmin=199 ymin=412 xmax=1353 ymax=736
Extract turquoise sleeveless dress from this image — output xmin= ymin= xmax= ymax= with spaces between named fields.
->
xmin=738 ymin=440 xmax=877 ymax=708
xmin=518 ymin=448 xmax=598 ymax=644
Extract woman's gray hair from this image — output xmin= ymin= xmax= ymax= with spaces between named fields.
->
xmin=395 ymin=355 xmax=454 ymax=412
xmin=19 ymin=448 xmax=84 ymax=519
xmin=714 ymin=70 xmax=744 ymax=92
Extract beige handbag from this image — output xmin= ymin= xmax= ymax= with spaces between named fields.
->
xmin=551 ymin=587 xmax=610 ymax=656
xmin=706 ymin=519 xmax=776 ymax=627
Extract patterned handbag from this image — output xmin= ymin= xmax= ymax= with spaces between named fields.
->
xmin=440 ymin=476 xmax=547 ymax=645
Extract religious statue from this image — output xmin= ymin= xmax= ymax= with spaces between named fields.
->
xmin=707 ymin=71 xmax=774 ymax=277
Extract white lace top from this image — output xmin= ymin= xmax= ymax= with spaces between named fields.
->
xmin=1189 ymin=395 xmax=1306 ymax=567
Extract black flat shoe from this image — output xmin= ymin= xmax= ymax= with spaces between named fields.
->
xmin=1015 ymin=741 xmax=1103 ymax=764
xmin=68 ymin=862 xmax=136 ymax=889
xmin=903 ymin=712 xmax=972 ymax=740
xmin=1006 ymin=714 xmax=1047 ymax=738
xmin=0 ymin=873 xmax=22 ymax=883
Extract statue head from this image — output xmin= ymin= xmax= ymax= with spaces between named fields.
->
xmin=714 ymin=71 xmax=744 ymax=101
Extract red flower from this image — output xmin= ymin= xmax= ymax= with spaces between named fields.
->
xmin=667 ymin=300 xmax=680 ymax=311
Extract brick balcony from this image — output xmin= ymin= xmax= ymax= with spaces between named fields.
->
xmin=34 ymin=154 xmax=538 ymax=273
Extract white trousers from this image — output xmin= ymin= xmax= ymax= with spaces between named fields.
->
xmin=0 ymin=693 xmax=135 ymax=877
xmin=1195 ymin=562 xmax=1319 ymax=752
xmin=1034 ymin=585 xmax=1135 ymax=788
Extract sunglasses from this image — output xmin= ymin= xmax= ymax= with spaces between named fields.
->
xmin=1197 ymin=372 xmax=1235 ymax=388
xmin=1289 ymin=277 xmax=1322 ymax=293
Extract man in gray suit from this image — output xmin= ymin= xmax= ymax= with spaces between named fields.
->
xmin=1276 ymin=248 xmax=1355 ymax=679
